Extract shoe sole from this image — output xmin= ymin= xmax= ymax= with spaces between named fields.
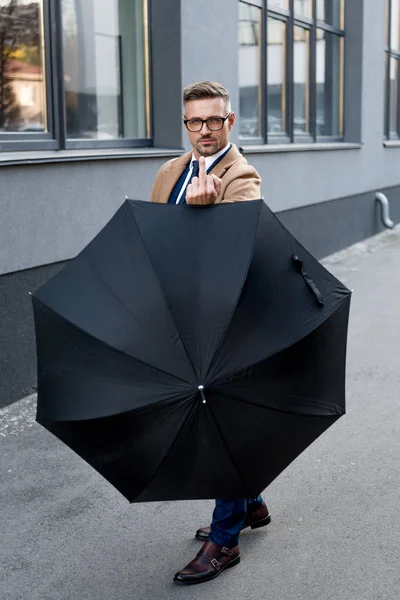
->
xmin=173 ymin=555 xmax=241 ymax=585
xmin=250 ymin=513 xmax=272 ymax=530
xmin=195 ymin=514 xmax=271 ymax=541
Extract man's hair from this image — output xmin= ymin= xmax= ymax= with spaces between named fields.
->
xmin=183 ymin=81 xmax=231 ymax=110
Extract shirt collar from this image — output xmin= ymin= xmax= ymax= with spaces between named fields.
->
xmin=190 ymin=143 xmax=231 ymax=171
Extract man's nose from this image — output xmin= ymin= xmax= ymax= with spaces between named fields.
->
xmin=200 ymin=121 xmax=212 ymax=133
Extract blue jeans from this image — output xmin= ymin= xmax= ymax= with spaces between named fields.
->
xmin=208 ymin=495 xmax=263 ymax=548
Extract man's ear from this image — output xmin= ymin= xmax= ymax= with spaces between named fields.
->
xmin=228 ymin=112 xmax=236 ymax=130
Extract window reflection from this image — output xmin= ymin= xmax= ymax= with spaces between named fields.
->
xmin=268 ymin=1 xmax=288 ymax=10
xmin=267 ymin=18 xmax=286 ymax=134
xmin=385 ymin=0 xmax=400 ymax=138
xmin=293 ymin=26 xmax=310 ymax=134
xmin=239 ymin=0 xmax=345 ymax=143
xmin=316 ymin=30 xmax=342 ymax=136
xmin=239 ymin=2 xmax=261 ymax=138
xmin=316 ymin=0 xmax=343 ymax=28
xmin=0 ymin=0 xmax=46 ymax=132
xmin=62 ymin=0 xmax=148 ymax=140
xmin=389 ymin=57 xmax=399 ymax=134
xmin=294 ymin=0 xmax=311 ymax=18
xmin=390 ymin=0 xmax=400 ymax=50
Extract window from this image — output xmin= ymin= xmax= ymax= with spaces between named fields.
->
xmin=239 ymin=0 xmax=345 ymax=143
xmin=385 ymin=0 xmax=400 ymax=139
xmin=0 ymin=0 xmax=150 ymax=152
xmin=0 ymin=1 xmax=47 ymax=135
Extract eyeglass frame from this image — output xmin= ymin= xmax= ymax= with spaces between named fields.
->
xmin=183 ymin=113 xmax=231 ymax=132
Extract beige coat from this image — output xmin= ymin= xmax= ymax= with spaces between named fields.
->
xmin=150 ymin=144 xmax=261 ymax=204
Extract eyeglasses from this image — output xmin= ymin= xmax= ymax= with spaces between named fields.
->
xmin=183 ymin=114 xmax=230 ymax=132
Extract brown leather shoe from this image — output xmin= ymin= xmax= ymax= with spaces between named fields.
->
xmin=195 ymin=500 xmax=271 ymax=541
xmin=173 ymin=541 xmax=240 ymax=585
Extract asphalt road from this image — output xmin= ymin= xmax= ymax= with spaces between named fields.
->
xmin=1 ymin=227 xmax=399 ymax=600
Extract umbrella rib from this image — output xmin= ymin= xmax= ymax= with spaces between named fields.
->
xmin=131 ymin=397 xmax=198 ymax=500
xmin=208 ymin=262 xmax=307 ymax=380
xmin=44 ymin=362 xmax=190 ymax=401
xmin=82 ymin=252 xmax=188 ymax=374
xmin=210 ymin=292 xmax=350 ymax=384
xmin=127 ymin=205 xmax=198 ymax=381
xmin=206 ymin=402 xmax=253 ymax=497
xmin=212 ymin=389 xmax=345 ymax=417
xmin=35 ymin=297 xmax=191 ymax=386
xmin=204 ymin=201 xmax=263 ymax=381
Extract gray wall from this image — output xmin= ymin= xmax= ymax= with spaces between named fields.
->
xmin=278 ymin=185 xmax=400 ymax=259
xmin=0 ymin=155 xmax=177 ymax=275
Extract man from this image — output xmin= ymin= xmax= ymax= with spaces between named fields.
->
xmin=150 ymin=80 xmax=261 ymax=206
xmin=150 ymin=81 xmax=271 ymax=585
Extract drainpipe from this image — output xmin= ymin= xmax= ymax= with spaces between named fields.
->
xmin=375 ymin=192 xmax=395 ymax=229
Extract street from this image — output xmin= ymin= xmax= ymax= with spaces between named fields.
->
xmin=1 ymin=226 xmax=400 ymax=600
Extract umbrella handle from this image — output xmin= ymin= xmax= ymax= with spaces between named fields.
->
xmin=292 ymin=254 xmax=324 ymax=307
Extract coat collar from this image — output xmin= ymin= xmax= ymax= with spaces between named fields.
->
xmin=167 ymin=143 xmax=242 ymax=177
xmin=208 ymin=143 xmax=242 ymax=178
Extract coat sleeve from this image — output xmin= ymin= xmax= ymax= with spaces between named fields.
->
xmin=150 ymin=160 xmax=176 ymax=203
xmin=221 ymin=165 xmax=262 ymax=203
xmin=149 ymin=166 xmax=164 ymax=203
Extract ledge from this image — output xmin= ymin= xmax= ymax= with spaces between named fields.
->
xmin=240 ymin=142 xmax=362 ymax=154
xmin=383 ymin=140 xmax=400 ymax=148
xmin=0 ymin=147 xmax=184 ymax=167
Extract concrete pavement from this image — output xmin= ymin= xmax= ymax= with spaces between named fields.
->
xmin=1 ymin=226 xmax=400 ymax=600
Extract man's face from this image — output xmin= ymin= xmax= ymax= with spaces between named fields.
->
xmin=183 ymin=97 xmax=235 ymax=158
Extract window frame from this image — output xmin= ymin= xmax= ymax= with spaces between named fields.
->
xmin=0 ymin=0 xmax=152 ymax=153
xmin=239 ymin=0 xmax=346 ymax=145
xmin=385 ymin=0 xmax=400 ymax=140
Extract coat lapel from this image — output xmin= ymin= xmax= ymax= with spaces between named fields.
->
xmin=208 ymin=144 xmax=242 ymax=179
xmin=156 ymin=151 xmax=192 ymax=204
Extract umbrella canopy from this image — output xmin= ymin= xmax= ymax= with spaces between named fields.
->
xmin=32 ymin=199 xmax=351 ymax=502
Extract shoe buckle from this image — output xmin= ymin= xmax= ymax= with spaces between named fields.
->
xmin=221 ymin=546 xmax=232 ymax=555
xmin=211 ymin=558 xmax=219 ymax=570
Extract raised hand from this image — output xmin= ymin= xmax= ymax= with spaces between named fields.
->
xmin=186 ymin=156 xmax=222 ymax=205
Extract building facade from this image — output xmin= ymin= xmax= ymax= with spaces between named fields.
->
xmin=1 ymin=0 xmax=399 ymax=406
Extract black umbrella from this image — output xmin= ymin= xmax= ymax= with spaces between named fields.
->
xmin=32 ymin=199 xmax=350 ymax=502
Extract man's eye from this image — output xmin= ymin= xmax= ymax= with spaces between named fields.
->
xmin=208 ymin=118 xmax=221 ymax=125
xmin=189 ymin=120 xmax=202 ymax=126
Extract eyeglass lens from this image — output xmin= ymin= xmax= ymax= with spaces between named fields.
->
xmin=186 ymin=117 xmax=225 ymax=131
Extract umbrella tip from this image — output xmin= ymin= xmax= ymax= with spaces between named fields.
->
xmin=198 ymin=385 xmax=206 ymax=403
xmin=28 ymin=291 xmax=32 ymax=296
xmin=125 ymin=195 xmax=128 ymax=200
